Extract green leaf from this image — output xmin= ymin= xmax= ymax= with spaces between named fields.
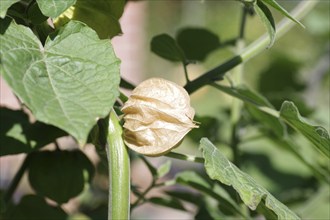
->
xmin=200 ymin=138 xmax=301 ymax=220
xmin=262 ymin=0 xmax=304 ymax=28
xmin=212 ymin=84 xmax=285 ymax=137
xmin=151 ymin=34 xmax=186 ymax=62
xmin=212 ymin=84 xmax=329 ymax=183
xmin=148 ymin=197 xmax=186 ymax=211
xmin=36 ymin=0 xmax=76 ymax=18
xmin=157 ymin=160 xmax=171 ymax=178
xmin=176 ymin=28 xmax=220 ymax=61
xmin=279 ymin=101 xmax=330 ymax=158
xmin=6 ymin=195 xmax=67 ymax=220
xmin=0 ymin=20 xmax=120 ymax=144
xmin=254 ymin=0 xmax=276 ymax=48
xmin=0 ymin=0 xmax=20 ymax=18
xmin=0 ymin=108 xmax=67 ymax=156
xmin=54 ymin=0 xmax=125 ymax=39
xmin=28 ymin=150 xmax=95 ymax=204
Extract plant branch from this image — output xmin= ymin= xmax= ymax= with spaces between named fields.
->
xmin=184 ymin=1 xmax=318 ymax=94
xmin=131 ymin=179 xmax=156 ymax=210
xmin=182 ymin=61 xmax=190 ymax=83
xmin=229 ymin=4 xmax=248 ymax=167
xmin=165 ymin=151 xmax=204 ymax=163
xmin=3 ymin=154 xmax=31 ymax=204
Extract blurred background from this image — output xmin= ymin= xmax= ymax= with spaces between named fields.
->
xmin=1 ymin=0 xmax=329 ymax=219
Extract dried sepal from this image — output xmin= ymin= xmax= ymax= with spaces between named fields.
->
xmin=122 ymin=78 xmax=198 ymax=156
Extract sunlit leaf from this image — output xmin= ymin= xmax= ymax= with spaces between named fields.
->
xmin=36 ymin=0 xmax=76 ymax=18
xmin=0 ymin=20 xmax=120 ymax=144
xmin=200 ymin=138 xmax=300 ymax=220
xmin=279 ymin=101 xmax=330 ymax=158
xmin=0 ymin=0 xmax=20 ymax=18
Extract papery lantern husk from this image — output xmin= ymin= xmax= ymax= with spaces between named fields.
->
xmin=122 ymin=78 xmax=198 ymax=156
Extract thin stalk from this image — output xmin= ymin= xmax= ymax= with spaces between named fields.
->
xmin=131 ymin=179 xmax=156 ymax=210
xmin=54 ymin=140 xmax=60 ymax=151
xmin=3 ymin=154 xmax=31 ymax=204
xmin=183 ymin=61 xmax=190 ymax=83
xmin=230 ymin=5 xmax=248 ymax=167
xmin=165 ymin=152 xmax=204 ymax=163
xmin=184 ymin=1 xmax=318 ymax=94
xmin=211 ymin=83 xmax=280 ymax=118
xmin=106 ymin=110 xmax=130 ymax=220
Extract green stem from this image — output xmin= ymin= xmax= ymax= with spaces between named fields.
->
xmin=3 ymin=154 xmax=31 ymax=204
xmin=211 ymin=83 xmax=280 ymax=118
xmin=165 ymin=152 xmax=205 ymax=163
xmin=131 ymin=179 xmax=156 ymax=210
xmin=183 ymin=61 xmax=190 ymax=83
xmin=230 ymin=5 xmax=248 ymax=167
xmin=184 ymin=1 xmax=317 ymax=94
xmin=106 ymin=110 xmax=130 ymax=220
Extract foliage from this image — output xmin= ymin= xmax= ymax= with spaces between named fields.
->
xmin=0 ymin=0 xmax=329 ymax=220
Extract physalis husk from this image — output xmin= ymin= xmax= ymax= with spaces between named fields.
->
xmin=122 ymin=78 xmax=198 ymax=156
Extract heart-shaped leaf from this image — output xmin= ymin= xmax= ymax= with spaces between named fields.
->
xmin=0 ymin=19 xmax=120 ymax=144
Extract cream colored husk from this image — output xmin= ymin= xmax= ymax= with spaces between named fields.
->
xmin=122 ymin=78 xmax=198 ymax=156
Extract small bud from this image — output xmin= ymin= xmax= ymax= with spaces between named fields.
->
xmin=122 ymin=78 xmax=198 ymax=156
